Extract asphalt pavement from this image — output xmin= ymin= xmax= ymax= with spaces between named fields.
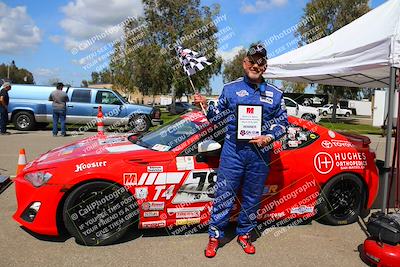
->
xmin=0 ymin=129 xmax=394 ymax=267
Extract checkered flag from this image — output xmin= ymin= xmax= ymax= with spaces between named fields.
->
xmin=176 ymin=46 xmax=212 ymax=76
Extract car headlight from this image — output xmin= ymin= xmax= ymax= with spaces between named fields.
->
xmin=24 ymin=171 xmax=53 ymax=187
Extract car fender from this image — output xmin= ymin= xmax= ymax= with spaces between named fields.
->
xmin=124 ymin=104 xmax=153 ymax=115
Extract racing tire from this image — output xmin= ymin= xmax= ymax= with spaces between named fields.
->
xmin=301 ymin=113 xmax=316 ymax=122
xmin=63 ymin=181 xmax=138 ymax=246
xmin=13 ymin=111 xmax=36 ymax=131
xmin=345 ymin=112 xmax=351 ymax=117
xmin=322 ymin=111 xmax=328 ymax=116
xmin=315 ymin=173 xmax=366 ymax=225
xmin=129 ymin=114 xmax=151 ymax=133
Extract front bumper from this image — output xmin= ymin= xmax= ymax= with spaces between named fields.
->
xmin=13 ymin=176 xmax=65 ymax=236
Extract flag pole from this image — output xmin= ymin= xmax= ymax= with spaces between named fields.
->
xmin=188 ymin=76 xmax=207 ymax=115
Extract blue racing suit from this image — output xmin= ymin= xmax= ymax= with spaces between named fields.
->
xmin=207 ymin=76 xmax=288 ymax=238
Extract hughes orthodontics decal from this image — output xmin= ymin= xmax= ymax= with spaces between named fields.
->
xmin=314 ymin=151 xmax=367 ymax=174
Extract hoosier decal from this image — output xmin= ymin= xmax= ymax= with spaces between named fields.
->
xmin=74 ymin=161 xmax=107 ymax=172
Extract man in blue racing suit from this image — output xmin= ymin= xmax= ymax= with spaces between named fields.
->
xmin=195 ymin=44 xmax=288 ymax=257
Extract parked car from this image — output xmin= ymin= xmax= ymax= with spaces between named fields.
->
xmin=318 ymin=104 xmax=352 ymax=117
xmin=167 ymin=102 xmax=195 ymax=115
xmin=284 ymin=97 xmax=321 ymax=122
xmin=13 ymin=111 xmax=378 ymax=245
xmin=7 ymin=85 xmax=162 ymax=132
xmin=302 ymin=96 xmax=324 ymax=106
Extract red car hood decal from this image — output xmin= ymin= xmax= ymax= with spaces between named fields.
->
xmin=34 ymin=134 xmax=146 ymax=165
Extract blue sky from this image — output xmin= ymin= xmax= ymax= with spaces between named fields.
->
xmin=0 ymin=0 xmax=387 ymax=94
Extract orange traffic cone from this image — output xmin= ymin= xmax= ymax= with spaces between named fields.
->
xmin=97 ymin=106 xmax=105 ymax=136
xmin=16 ymin=149 xmax=27 ymax=175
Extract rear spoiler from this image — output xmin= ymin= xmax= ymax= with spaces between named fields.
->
xmin=337 ymin=131 xmax=371 ymax=146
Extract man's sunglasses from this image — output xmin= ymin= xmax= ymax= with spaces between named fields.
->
xmin=244 ymin=58 xmax=267 ymax=67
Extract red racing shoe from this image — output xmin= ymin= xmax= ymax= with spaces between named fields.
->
xmin=205 ymin=237 xmax=219 ymax=258
xmin=237 ymin=234 xmax=255 ymax=254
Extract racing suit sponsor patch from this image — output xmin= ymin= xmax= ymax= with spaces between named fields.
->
xmin=260 ymin=96 xmax=273 ymax=104
xmin=264 ymin=91 xmax=274 ymax=97
xmin=236 ymin=90 xmax=249 ymax=97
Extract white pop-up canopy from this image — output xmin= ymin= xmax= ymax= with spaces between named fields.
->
xmin=264 ymin=0 xmax=400 ymax=88
xmin=264 ymin=0 xmax=400 ymax=212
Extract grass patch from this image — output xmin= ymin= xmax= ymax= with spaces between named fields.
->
xmin=149 ymin=112 xmax=180 ymax=131
xmin=160 ymin=112 xmax=180 ymax=125
xmin=318 ymin=118 xmax=381 ymax=135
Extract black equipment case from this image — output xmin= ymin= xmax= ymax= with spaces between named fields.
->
xmin=367 ymin=212 xmax=400 ymax=245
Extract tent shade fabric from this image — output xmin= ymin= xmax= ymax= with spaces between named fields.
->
xmin=264 ymin=0 xmax=400 ymax=88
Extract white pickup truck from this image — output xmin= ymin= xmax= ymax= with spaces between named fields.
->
xmin=318 ymin=104 xmax=352 ymax=117
xmin=284 ymin=97 xmax=321 ymax=122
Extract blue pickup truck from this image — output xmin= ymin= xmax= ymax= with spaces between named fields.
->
xmin=7 ymin=85 xmax=162 ymax=132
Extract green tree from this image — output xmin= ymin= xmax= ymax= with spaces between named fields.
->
xmin=222 ymin=48 xmax=247 ymax=83
xmin=99 ymin=69 xmax=113 ymax=84
xmin=91 ymin=72 xmax=100 ymax=84
xmin=0 ymin=63 xmax=34 ymax=84
xmin=81 ymin=80 xmax=89 ymax=87
xmin=111 ymin=0 xmax=222 ymax=107
xmin=295 ymin=0 xmax=370 ymax=121
xmin=281 ymin=81 xmax=308 ymax=93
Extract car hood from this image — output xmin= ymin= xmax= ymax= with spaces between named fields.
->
xmin=125 ymin=104 xmax=153 ymax=113
xmin=26 ymin=134 xmax=148 ymax=168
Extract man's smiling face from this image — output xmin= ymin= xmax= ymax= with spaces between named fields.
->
xmin=242 ymin=54 xmax=267 ymax=82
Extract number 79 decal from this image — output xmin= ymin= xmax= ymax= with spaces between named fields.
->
xmin=172 ymin=169 xmax=218 ymax=204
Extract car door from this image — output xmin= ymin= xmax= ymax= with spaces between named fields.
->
xmin=258 ymin=121 xmax=321 ymax=220
xmin=66 ymin=89 xmax=95 ymax=124
xmin=93 ymin=90 xmax=127 ymax=125
xmin=336 ymin=105 xmax=345 ymax=115
xmin=168 ymin=124 xmax=222 ymax=223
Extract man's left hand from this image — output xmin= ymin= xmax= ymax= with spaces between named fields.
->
xmin=249 ymin=135 xmax=273 ymax=147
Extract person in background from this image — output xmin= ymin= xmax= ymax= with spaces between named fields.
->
xmin=0 ymin=82 xmax=12 ymax=135
xmin=49 ymin=82 xmax=69 ymax=137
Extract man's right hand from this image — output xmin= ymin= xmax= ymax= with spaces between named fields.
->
xmin=194 ymin=94 xmax=208 ymax=109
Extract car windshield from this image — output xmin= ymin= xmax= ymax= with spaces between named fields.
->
xmin=131 ymin=116 xmax=202 ymax=151
xmin=113 ymin=90 xmax=128 ymax=104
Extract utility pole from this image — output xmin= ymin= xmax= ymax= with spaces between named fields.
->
xmin=7 ymin=60 xmax=15 ymax=80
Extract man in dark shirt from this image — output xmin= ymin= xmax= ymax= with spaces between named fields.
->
xmin=0 ymin=82 xmax=11 ymax=135
xmin=49 ymin=82 xmax=69 ymax=136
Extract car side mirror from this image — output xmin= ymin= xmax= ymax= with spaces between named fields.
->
xmin=198 ymin=140 xmax=221 ymax=154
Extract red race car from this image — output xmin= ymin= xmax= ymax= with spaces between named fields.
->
xmin=13 ymin=111 xmax=379 ymax=245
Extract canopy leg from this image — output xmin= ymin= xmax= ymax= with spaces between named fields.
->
xmin=381 ymin=67 xmax=397 ymax=212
